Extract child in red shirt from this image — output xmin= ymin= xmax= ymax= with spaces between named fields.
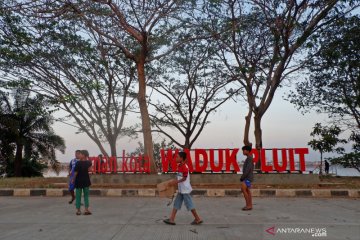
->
xmin=163 ymin=151 xmax=203 ymax=225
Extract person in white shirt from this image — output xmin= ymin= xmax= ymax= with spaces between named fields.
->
xmin=163 ymin=151 xmax=203 ymax=225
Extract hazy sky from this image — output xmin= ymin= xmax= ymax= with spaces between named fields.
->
xmin=53 ymin=86 xmax=341 ymax=164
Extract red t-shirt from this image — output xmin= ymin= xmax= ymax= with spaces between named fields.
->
xmin=177 ymin=162 xmax=189 ymax=179
xmin=177 ymin=162 xmax=192 ymax=193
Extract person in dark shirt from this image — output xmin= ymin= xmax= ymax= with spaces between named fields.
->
xmin=72 ymin=150 xmax=92 ymax=215
xmin=325 ymin=160 xmax=330 ymax=174
xmin=240 ymin=146 xmax=254 ymax=211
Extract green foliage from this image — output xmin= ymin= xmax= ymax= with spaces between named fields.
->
xmin=290 ymin=16 xmax=360 ymax=130
xmin=308 ymin=123 xmax=347 ymax=154
xmin=308 ymin=123 xmax=347 ymax=174
xmin=0 ymin=89 xmax=65 ymax=177
xmin=349 ymin=132 xmax=360 ymax=151
xmin=129 ymin=139 xmax=176 ymax=172
xmin=5 ymin=156 xmax=48 ymax=177
xmin=0 ymin=140 xmax=15 ymax=176
xmin=330 ymin=152 xmax=360 ymax=173
xmin=329 ymin=131 xmax=360 ymax=173
xmin=291 ymin=14 xmax=360 ymax=175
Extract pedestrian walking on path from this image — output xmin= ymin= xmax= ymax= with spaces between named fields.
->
xmin=163 ymin=151 xmax=203 ymax=225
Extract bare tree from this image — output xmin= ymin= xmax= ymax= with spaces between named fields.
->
xmin=204 ymin=0 xmax=358 ymax=154
xmin=148 ymin=41 xmax=240 ymax=149
xmin=0 ymin=8 xmax=137 ymax=157
xmin=5 ymin=0 xmax=197 ymax=172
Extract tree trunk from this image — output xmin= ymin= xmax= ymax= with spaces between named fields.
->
xmin=254 ymin=114 xmax=263 ymax=170
xmin=24 ymin=143 xmax=32 ymax=160
xmin=254 ymin=115 xmax=263 ymax=149
xmin=243 ymin=109 xmax=252 ymax=147
xmin=93 ymin=139 xmax=109 ymax=158
xmin=14 ymin=143 xmax=23 ymax=177
xmin=136 ymin=61 xmax=156 ymax=173
xmin=109 ymin=136 xmax=117 ymax=157
xmin=184 ymin=136 xmax=191 ymax=150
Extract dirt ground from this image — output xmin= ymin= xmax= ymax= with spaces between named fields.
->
xmin=1 ymin=175 xmax=360 ymax=189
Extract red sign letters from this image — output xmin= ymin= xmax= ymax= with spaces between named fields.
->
xmin=89 ymin=148 xmax=309 ymax=173
xmin=161 ymin=148 xmax=309 ymax=173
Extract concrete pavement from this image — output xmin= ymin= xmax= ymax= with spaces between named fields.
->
xmin=0 ymin=197 xmax=359 ymax=240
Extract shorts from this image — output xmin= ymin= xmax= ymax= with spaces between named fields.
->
xmin=69 ymin=176 xmax=75 ymax=191
xmin=245 ymin=179 xmax=251 ymax=188
xmin=173 ymin=193 xmax=195 ymax=211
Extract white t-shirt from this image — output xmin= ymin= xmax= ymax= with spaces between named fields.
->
xmin=177 ymin=163 xmax=192 ymax=194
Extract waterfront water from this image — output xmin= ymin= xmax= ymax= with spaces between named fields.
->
xmin=327 ymin=165 xmax=360 ymax=177
xmin=43 ymin=170 xmax=68 ymax=178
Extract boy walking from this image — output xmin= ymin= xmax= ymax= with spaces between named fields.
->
xmin=163 ymin=151 xmax=203 ymax=225
xmin=72 ymin=150 xmax=92 ymax=215
xmin=240 ymin=146 xmax=254 ymax=211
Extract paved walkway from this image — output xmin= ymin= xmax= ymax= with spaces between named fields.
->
xmin=0 ymin=197 xmax=359 ymax=240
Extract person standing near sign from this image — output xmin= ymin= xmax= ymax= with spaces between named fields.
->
xmin=324 ymin=160 xmax=330 ymax=175
xmin=240 ymin=146 xmax=254 ymax=211
xmin=163 ymin=151 xmax=203 ymax=225
xmin=68 ymin=150 xmax=81 ymax=204
xmin=72 ymin=150 xmax=92 ymax=215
